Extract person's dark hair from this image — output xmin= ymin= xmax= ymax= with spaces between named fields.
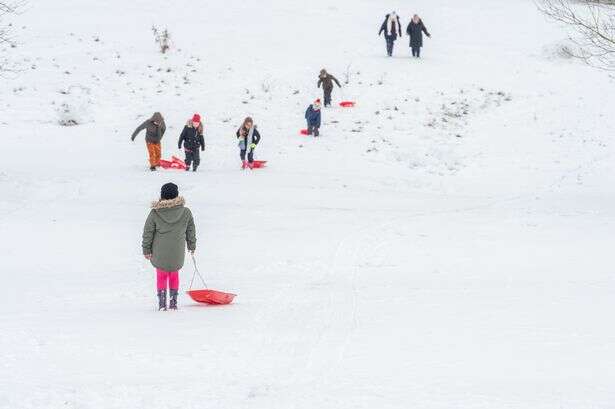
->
xmin=161 ymin=183 xmax=179 ymax=200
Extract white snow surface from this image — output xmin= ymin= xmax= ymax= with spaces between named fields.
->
xmin=1 ymin=0 xmax=614 ymax=408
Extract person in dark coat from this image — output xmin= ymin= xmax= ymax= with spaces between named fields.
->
xmin=378 ymin=12 xmax=402 ymax=57
xmin=305 ymin=99 xmax=322 ymax=136
xmin=317 ymin=69 xmax=341 ymax=107
xmin=406 ymin=14 xmax=431 ymax=58
xmin=178 ymin=114 xmax=205 ymax=172
xmin=131 ymin=112 xmax=166 ymax=171
xmin=236 ymin=117 xmax=261 ymax=169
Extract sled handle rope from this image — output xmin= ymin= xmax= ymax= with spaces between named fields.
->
xmin=189 ymin=254 xmax=208 ymax=290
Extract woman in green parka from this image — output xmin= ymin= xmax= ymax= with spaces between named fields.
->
xmin=142 ymin=183 xmax=197 ymax=311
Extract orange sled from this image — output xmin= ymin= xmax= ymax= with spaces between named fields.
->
xmin=187 ymin=255 xmax=237 ymax=305
xmin=187 ymin=289 xmax=237 ymax=305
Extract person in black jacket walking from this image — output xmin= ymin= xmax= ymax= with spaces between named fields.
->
xmin=317 ymin=69 xmax=342 ymax=107
xmin=378 ymin=12 xmax=402 ymax=57
xmin=406 ymin=14 xmax=431 ymax=58
xmin=178 ymin=114 xmax=205 ymax=172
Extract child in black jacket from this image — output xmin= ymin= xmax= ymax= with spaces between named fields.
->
xmin=178 ymin=114 xmax=205 ymax=171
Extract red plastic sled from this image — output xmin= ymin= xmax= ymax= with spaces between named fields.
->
xmin=252 ymin=160 xmax=267 ymax=168
xmin=160 ymin=156 xmax=187 ymax=170
xmin=187 ymin=289 xmax=236 ymax=305
xmin=299 ymin=129 xmax=309 ymax=135
xmin=339 ymin=101 xmax=356 ymax=108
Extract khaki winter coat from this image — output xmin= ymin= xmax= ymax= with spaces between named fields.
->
xmin=317 ymin=71 xmax=341 ymax=91
xmin=142 ymin=197 xmax=196 ymax=272
xmin=132 ymin=112 xmax=166 ymax=144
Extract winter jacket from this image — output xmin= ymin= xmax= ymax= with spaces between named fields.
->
xmin=305 ymin=105 xmax=321 ymax=127
xmin=142 ymin=196 xmax=196 ymax=272
xmin=178 ymin=121 xmax=205 ymax=152
xmin=379 ymin=14 xmax=402 ymax=40
xmin=131 ymin=112 xmax=166 ymax=144
xmin=406 ymin=19 xmax=430 ymax=48
xmin=317 ymin=73 xmax=341 ymax=91
xmin=236 ymin=125 xmax=261 ymax=151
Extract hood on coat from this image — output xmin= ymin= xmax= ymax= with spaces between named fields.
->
xmin=151 ymin=196 xmax=187 ymax=224
xmin=151 ymin=112 xmax=164 ymax=123
xmin=151 ymin=196 xmax=185 ymax=210
xmin=186 ymin=120 xmax=204 ymax=134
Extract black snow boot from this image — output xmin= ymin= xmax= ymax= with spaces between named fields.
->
xmin=157 ymin=289 xmax=167 ymax=311
xmin=150 ymin=166 xmax=156 ymax=171
xmin=169 ymin=289 xmax=178 ymax=310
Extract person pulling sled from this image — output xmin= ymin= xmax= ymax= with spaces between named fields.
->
xmin=142 ymin=183 xmax=197 ymax=311
xmin=305 ymin=99 xmax=322 ymax=136
xmin=131 ymin=112 xmax=166 ymax=171
xmin=178 ymin=114 xmax=205 ymax=172
xmin=236 ymin=117 xmax=261 ymax=169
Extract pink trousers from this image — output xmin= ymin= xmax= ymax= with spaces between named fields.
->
xmin=156 ymin=269 xmax=179 ymax=291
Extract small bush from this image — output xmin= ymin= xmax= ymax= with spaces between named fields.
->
xmin=152 ymin=26 xmax=171 ymax=54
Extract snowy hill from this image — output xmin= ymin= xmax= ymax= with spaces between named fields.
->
xmin=1 ymin=0 xmax=614 ymax=408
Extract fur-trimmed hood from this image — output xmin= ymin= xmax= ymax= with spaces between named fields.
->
xmin=151 ymin=196 xmax=185 ymax=210
xmin=185 ymin=120 xmax=204 ymax=135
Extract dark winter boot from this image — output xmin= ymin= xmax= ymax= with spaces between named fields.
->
xmin=157 ymin=289 xmax=167 ymax=311
xmin=314 ymin=128 xmax=320 ymax=137
xmin=150 ymin=166 xmax=157 ymax=171
xmin=169 ymin=289 xmax=178 ymax=310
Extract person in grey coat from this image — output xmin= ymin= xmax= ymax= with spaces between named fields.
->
xmin=131 ymin=112 xmax=166 ymax=171
xmin=142 ymin=183 xmax=197 ymax=310
xmin=406 ymin=14 xmax=431 ymax=58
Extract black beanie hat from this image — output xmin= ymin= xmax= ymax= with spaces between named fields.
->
xmin=160 ymin=183 xmax=179 ymax=200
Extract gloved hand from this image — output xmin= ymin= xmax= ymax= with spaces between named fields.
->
xmin=249 ymin=143 xmax=257 ymax=150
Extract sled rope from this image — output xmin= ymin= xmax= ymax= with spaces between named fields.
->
xmin=189 ymin=254 xmax=208 ymax=290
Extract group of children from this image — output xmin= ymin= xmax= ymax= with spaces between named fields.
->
xmin=131 ymin=69 xmax=344 ymax=173
xmin=136 ymin=9 xmax=439 ymax=307
xmin=136 ymin=73 xmax=344 ymax=310
xmin=132 ymin=113 xmax=262 ymax=171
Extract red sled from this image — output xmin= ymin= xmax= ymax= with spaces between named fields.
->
xmin=299 ymin=129 xmax=309 ymax=135
xmin=339 ymin=101 xmax=356 ymax=108
xmin=187 ymin=289 xmax=237 ymax=305
xmin=160 ymin=156 xmax=187 ymax=170
xmin=252 ymin=160 xmax=267 ymax=168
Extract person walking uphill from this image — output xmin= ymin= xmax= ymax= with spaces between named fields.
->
xmin=379 ymin=12 xmax=402 ymax=57
xmin=131 ymin=112 xmax=166 ymax=171
xmin=317 ymin=69 xmax=341 ymax=107
xmin=142 ymin=183 xmax=196 ymax=311
xmin=406 ymin=14 xmax=431 ymax=58
xmin=178 ymin=114 xmax=205 ymax=172
xmin=236 ymin=117 xmax=261 ymax=169
xmin=305 ymin=99 xmax=322 ymax=136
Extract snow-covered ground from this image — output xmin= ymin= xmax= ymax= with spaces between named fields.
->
xmin=1 ymin=0 xmax=614 ymax=408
